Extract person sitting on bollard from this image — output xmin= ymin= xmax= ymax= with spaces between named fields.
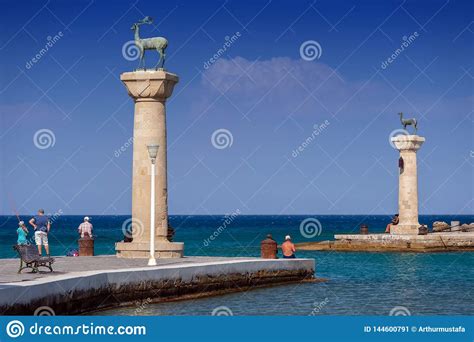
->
xmin=16 ymin=221 xmax=29 ymax=245
xmin=281 ymin=235 xmax=296 ymax=259
xmin=78 ymin=216 xmax=93 ymax=238
xmin=385 ymin=214 xmax=399 ymax=233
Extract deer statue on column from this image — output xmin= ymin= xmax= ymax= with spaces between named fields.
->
xmin=398 ymin=112 xmax=418 ymax=134
xmin=131 ymin=16 xmax=168 ymax=70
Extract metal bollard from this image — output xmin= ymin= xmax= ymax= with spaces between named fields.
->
xmin=78 ymin=235 xmax=94 ymax=256
xmin=418 ymin=225 xmax=429 ymax=235
xmin=360 ymin=224 xmax=369 ymax=235
xmin=261 ymin=234 xmax=278 ymax=259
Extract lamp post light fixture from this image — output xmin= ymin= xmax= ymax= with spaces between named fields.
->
xmin=146 ymin=144 xmax=159 ymax=266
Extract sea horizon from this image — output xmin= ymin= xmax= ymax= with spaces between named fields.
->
xmin=2 ymin=214 xmax=472 ymax=259
xmin=2 ymin=214 xmax=473 ymax=316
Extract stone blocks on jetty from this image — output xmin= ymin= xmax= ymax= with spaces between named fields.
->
xmin=296 ymin=232 xmax=474 ymax=252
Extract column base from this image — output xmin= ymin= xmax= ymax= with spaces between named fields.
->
xmin=391 ymin=224 xmax=419 ymax=235
xmin=115 ymin=241 xmax=184 ymax=258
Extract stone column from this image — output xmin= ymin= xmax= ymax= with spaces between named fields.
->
xmin=115 ymin=70 xmax=184 ymax=258
xmin=390 ymin=135 xmax=425 ymax=235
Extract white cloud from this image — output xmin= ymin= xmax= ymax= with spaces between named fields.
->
xmin=198 ymin=56 xmax=387 ymax=120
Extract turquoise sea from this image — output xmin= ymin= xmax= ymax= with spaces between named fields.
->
xmin=1 ymin=215 xmax=473 ymax=315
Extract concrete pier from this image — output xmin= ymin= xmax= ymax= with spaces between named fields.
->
xmin=0 ymin=256 xmax=315 ymax=315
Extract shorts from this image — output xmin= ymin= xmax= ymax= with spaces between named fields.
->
xmin=35 ymin=231 xmax=49 ymax=246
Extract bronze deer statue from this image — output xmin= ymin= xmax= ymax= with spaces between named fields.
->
xmin=131 ymin=16 xmax=168 ymax=70
xmin=398 ymin=112 xmax=418 ymax=134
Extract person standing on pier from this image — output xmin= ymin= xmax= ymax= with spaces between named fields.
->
xmin=78 ymin=216 xmax=93 ymax=238
xmin=282 ymin=235 xmax=296 ymax=258
xmin=29 ymin=209 xmax=51 ymax=256
xmin=16 ymin=221 xmax=28 ymax=245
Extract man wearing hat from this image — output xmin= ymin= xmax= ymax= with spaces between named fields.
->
xmin=78 ymin=216 xmax=93 ymax=238
xmin=16 ymin=221 xmax=29 ymax=245
xmin=281 ymin=235 xmax=296 ymax=259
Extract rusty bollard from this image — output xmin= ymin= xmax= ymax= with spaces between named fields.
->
xmin=360 ymin=224 xmax=369 ymax=235
xmin=418 ymin=225 xmax=429 ymax=235
xmin=261 ymin=234 xmax=278 ymax=259
xmin=78 ymin=235 xmax=94 ymax=256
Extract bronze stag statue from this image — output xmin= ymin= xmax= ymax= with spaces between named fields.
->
xmin=398 ymin=112 xmax=418 ymax=134
xmin=131 ymin=16 xmax=167 ymax=70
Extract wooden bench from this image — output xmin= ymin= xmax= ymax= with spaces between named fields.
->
xmin=13 ymin=245 xmax=54 ymax=273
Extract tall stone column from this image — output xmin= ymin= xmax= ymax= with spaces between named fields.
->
xmin=115 ymin=70 xmax=184 ymax=258
xmin=390 ymin=135 xmax=425 ymax=235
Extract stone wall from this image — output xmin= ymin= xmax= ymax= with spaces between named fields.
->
xmin=296 ymin=233 xmax=474 ymax=252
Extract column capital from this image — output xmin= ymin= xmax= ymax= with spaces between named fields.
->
xmin=391 ymin=134 xmax=425 ymax=152
xmin=120 ymin=70 xmax=179 ymax=102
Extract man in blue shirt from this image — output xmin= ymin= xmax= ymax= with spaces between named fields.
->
xmin=29 ymin=209 xmax=51 ymax=256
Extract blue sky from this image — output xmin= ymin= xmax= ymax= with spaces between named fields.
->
xmin=0 ymin=0 xmax=472 ymax=216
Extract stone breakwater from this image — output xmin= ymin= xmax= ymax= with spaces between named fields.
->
xmin=0 ymin=256 xmax=315 ymax=315
xmin=296 ymin=232 xmax=474 ymax=252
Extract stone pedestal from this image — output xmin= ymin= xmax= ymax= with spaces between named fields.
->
xmin=390 ymin=134 xmax=425 ymax=235
xmin=115 ymin=70 xmax=184 ymax=258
